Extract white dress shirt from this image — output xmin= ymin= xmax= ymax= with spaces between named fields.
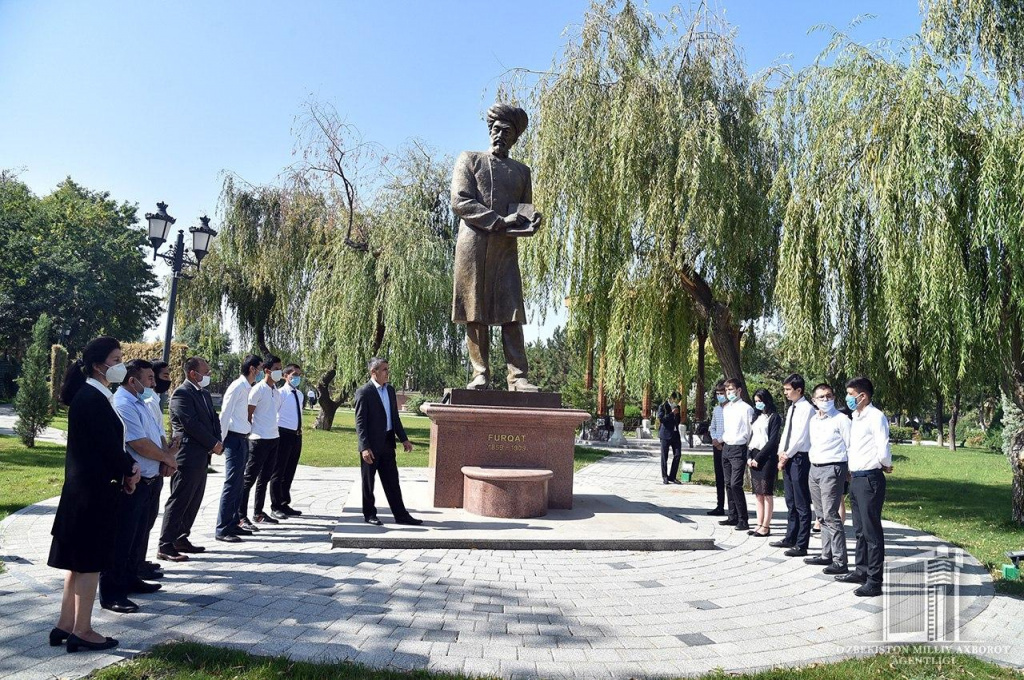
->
xmin=145 ymin=395 xmax=166 ymax=436
xmin=848 ymin=403 xmax=893 ymax=472
xmin=278 ymin=383 xmax=303 ymax=431
xmin=221 ymin=375 xmax=253 ymax=439
xmin=722 ymin=399 xmax=754 ymax=446
xmin=248 ymin=380 xmax=281 ymax=440
xmin=710 ymin=404 xmax=725 ymax=441
xmin=808 ymin=408 xmax=851 ymax=464
xmin=748 ymin=413 xmax=771 ymax=451
xmin=86 ymin=377 xmax=113 ymax=402
xmin=780 ymin=397 xmax=814 ymax=456
xmin=371 ymin=378 xmax=393 ymax=432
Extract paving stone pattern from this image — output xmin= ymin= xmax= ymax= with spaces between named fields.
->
xmin=1 ymin=449 xmax=1022 ymax=679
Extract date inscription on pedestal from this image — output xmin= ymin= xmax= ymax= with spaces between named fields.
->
xmin=486 ymin=433 xmax=527 ymax=452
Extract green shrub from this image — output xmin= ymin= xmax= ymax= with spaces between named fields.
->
xmin=889 ymin=425 xmax=914 ymax=443
xmin=405 ymin=393 xmax=440 ymax=416
xmin=623 ymin=404 xmax=643 ymax=430
xmin=14 ymin=315 xmax=54 ymax=447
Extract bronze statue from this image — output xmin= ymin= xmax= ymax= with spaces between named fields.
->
xmin=451 ymin=103 xmax=542 ymax=391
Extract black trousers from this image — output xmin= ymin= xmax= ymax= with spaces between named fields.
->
xmin=850 ymin=470 xmax=887 ymax=586
xmin=711 ymin=445 xmax=725 ymax=510
xmin=271 ymin=428 xmax=302 ymax=510
xmin=783 ymin=451 xmax=812 ymax=550
xmin=101 ymin=477 xmax=157 ymax=602
xmin=721 ymin=444 xmax=749 ymax=522
xmin=135 ymin=476 xmax=163 ymax=570
xmin=241 ymin=438 xmax=279 ymax=517
xmin=361 ymin=439 xmax=411 ymax=521
xmin=159 ymin=465 xmax=207 ymax=550
xmin=660 ymin=437 xmax=681 ymax=480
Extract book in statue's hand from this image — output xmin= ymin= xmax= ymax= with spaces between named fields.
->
xmin=506 ymin=203 xmax=540 ymax=237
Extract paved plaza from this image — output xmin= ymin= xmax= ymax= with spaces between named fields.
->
xmin=1 ymin=449 xmax=1023 ymax=679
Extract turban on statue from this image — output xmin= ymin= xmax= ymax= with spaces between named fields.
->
xmin=486 ymin=103 xmax=529 ymax=138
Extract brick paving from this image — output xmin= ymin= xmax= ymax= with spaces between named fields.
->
xmin=0 ymin=449 xmax=1021 ymax=679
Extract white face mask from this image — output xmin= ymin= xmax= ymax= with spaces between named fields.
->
xmin=270 ymin=369 xmax=283 ymax=382
xmin=105 ymin=362 xmax=127 ymax=384
xmin=198 ymin=374 xmax=211 ymax=389
xmin=816 ymin=399 xmax=835 ymax=413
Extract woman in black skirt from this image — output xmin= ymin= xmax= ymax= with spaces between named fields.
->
xmin=746 ymin=388 xmax=782 ymax=537
xmin=48 ymin=337 xmax=139 ymax=653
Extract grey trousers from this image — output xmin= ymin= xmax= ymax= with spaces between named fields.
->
xmin=808 ymin=462 xmax=848 ymax=566
xmin=466 ymin=321 xmax=528 ymax=385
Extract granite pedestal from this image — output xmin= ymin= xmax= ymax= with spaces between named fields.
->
xmin=422 ymin=391 xmax=589 ymax=509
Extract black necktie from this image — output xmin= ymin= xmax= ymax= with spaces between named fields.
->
xmin=293 ymin=389 xmax=301 ymax=423
xmin=783 ymin=402 xmax=795 ymax=452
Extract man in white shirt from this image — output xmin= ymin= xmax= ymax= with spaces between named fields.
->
xmin=804 ymin=383 xmax=852 ymax=574
xmin=706 ymin=381 xmax=728 ymax=516
xmin=839 ymin=376 xmax=893 ymax=598
xmin=214 ymin=354 xmax=262 ymax=542
xmin=239 ymin=354 xmax=283 ymax=528
xmin=719 ymin=378 xmax=755 ymax=531
xmin=140 ymin=359 xmax=172 ymax=581
xmin=270 ymin=363 xmax=305 ymax=519
xmin=771 ymin=373 xmax=815 ymax=557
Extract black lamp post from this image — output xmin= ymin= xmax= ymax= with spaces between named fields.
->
xmin=146 ymin=202 xmax=218 ymax=363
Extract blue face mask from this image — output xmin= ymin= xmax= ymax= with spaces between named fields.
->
xmin=846 ymin=394 xmax=859 ymax=411
xmin=755 ymin=401 xmax=765 ymax=411
xmin=289 ymin=376 xmax=301 ymax=388
xmin=141 ymin=387 xmax=156 ymax=401
xmin=716 ymin=394 xmax=727 ymax=404
xmin=727 ymin=392 xmax=739 ymax=402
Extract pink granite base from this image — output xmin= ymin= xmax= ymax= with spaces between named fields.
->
xmin=422 ymin=402 xmax=590 ymax=509
xmin=462 ymin=466 xmax=553 ymax=518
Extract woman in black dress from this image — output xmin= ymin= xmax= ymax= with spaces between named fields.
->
xmin=48 ymin=337 xmax=139 ymax=653
xmin=746 ymin=389 xmax=782 ymax=537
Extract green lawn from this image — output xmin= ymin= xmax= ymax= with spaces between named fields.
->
xmin=89 ymin=641 xmax=1024 ymax=680
xmin=0 ymin=436 xmax=65 ymax=522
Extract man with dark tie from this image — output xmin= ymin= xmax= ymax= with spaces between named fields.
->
xmin=771 ymin=373 xmax=815 ymax=557
xmin=657 ymin=393 xmax=682 ymax=484
xmin=354 ymin=357 xmax=421 ymax=526
xmin=270 ymin=363 xmax=305 ymax=519
xmin=158 ymin=357 xmax=223 ymax=562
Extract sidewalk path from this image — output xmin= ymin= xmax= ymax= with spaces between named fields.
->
xmin=0 ymin=405 xmax=67 ymax=445
xmin=0 ymin=449 xmax=1021 ymax=679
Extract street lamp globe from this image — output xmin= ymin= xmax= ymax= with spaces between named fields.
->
xmin=146 ymin=201 xmax=175 ymax=255
xmin=190 ymin=215 xmax=218 ymax=265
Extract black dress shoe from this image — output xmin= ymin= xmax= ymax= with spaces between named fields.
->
xmin=769 ymin=540 xmax=794 ymax=549
xmin=49 ymin=627 xmax=71 ymax=646
xmin=734 ymin=523 xmax=750 ymax=531
xmin=216 ymin=533 xmax=242 ymax=543
xmin=751 ymin=530 xmax=771 ymax=537
xmin=254 ymin=513 xmax=279 ymax=524
xmin=271 ymin=510 xmax=289 ymax=520
xmin=718 ymin=518 xmax=738 ymax=526
xmin=239 ymin=518 xmax=259 ymax=532
xmin=66 ymin=634 xmax=118 ymax=653
xmin=854 ymin=583 xmax=883 ymax=597
xmin=364 ymin=517 xmax=383 ymax=526
xmin=784 ymin=548 xmax=808 ymax=557
xmin=835 ymin=572 xmax=868 ymax=584
xmin=232 ymin=526 xmax=254 ymax=536
xmin=281 ymin=505 xmax=303 ymax=516
xmin=138 ymin=568 xmax=164 ymax=580
xmin=143 ymin=560 xmax=162 ymax=571
xmin=706 ymin=508 xmax=726 ymax=516
xmin=156 ymin=547 xmax=189 ymax=562
xmin=804 ymin=556 xmax=832 ymax=566
xmin=127 ymin=579 xmax=162 ymax=594
xmin=173 ymin=539 xmax=206 ymax=553
xmin=396 ymin=516 xmax=423 ymax=526
xmin=662 ymin=479 xmax=670 ymax=485
xmin=669 ymin=478 xmax=682 ymax=484
xmin=823 ymin=563 xmax=849 ymax=575
xmin=101 ymin=598 xmax=139 ymax=614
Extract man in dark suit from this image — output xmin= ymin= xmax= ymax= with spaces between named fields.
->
xmin=354 ymin=357 xmax=421 ymax=526
xmin=158 ymin=357 xmax=223 ymax=561
xmin=657 ymin=393 xmax=683 ymax=484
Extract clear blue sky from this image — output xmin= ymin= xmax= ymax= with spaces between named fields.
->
xmin=0 ymin=0 xmax=924 ymax=344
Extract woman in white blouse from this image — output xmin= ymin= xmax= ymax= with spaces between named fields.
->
xmin=747 ymin=389 xmax=783 ymax=537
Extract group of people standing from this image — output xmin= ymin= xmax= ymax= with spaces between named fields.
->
xmin=693 ymin=373 xmax=892 ymax=597
xmin=46 ymin=339 xmax=308 ymax=653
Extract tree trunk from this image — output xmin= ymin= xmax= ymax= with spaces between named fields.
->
xmin=642 ymin=383 xmax=652 ymax=420
xmin=613 ymin=390 xmax=625 ymax=422
xmin=695 ymin=324 xmax=707 ymax=421
xmin=676 ymin=267 xmax=745 ymax=386
xmin=1009 ymin=428 xmax=1024 ymax=525
xmin=314 ymin=368 xmax=341 ymax=431
xmin=948 ymin=386 xmax=961 ymax=452
xmin=584 ymin=335 xmax=594 ymax=390
xmin=596 ymin=353 xmax=607 ymax=416
xmin=255 ymin=324 xmax=270 ymax=356
xmin=935 ymin=392 xmax=944 ymax=447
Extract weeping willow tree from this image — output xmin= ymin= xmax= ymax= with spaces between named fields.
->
xmin=512 ymin=0 xmax=779 ymax=396
xmin=921 ymin=0 xmax=1024 ymax=93
xmin=773 ymin=30 xmax=1024 ymax=521
xmin=179 ymin=101 xmax=461 ymax=429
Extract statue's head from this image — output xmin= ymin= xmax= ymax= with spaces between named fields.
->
xmin=486 ymin=103 xmax=528 ymax=157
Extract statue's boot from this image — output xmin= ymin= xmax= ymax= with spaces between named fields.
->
xmin=508 ymin=377 xmax=540 ymax=392
xmin=466 ymin=374 xmax=488 ymax=390
xmin=466 ymin=322 xmax=490 ymax=389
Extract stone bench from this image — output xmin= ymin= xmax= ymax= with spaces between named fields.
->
xmin=461 ymin=466 xmax=554 ymax=519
